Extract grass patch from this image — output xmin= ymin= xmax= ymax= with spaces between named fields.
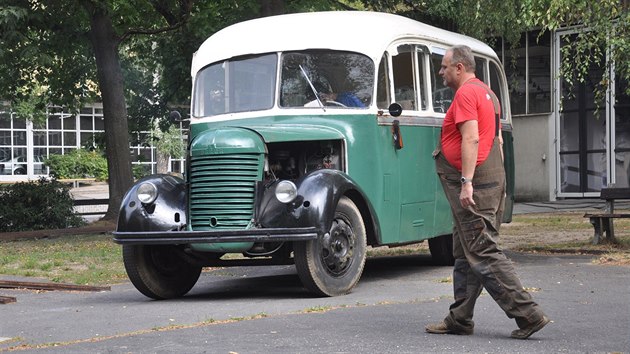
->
xmin=0 ymin=234 xmax=125 ymax=285
xmin=502 ymin=211 xmax=630 ymax=265
xmin=1 ymin=211 xmax=628 ymax=287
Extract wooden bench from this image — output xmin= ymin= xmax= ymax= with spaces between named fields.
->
xmin=584 ymin=187 xmax=630 ymax=244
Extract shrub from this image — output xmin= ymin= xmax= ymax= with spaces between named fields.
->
xmin=45 ymin=149 xmax=108 ymax=181
xmin=0 ymin=178 xmax=86 ymax=232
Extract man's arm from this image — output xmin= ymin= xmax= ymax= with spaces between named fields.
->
xmin=459 ymin=120 xmax=479 ymax=208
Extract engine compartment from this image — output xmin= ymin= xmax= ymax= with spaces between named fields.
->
xmin=264 ymin=140 xmax=344 ymax=183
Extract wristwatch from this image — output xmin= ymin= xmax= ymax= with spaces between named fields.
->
xmin=460 ymin=176 xmax=472 ymax=184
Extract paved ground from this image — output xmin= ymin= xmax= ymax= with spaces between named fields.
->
xmin=1 ymin=183 xmax=628 ymax=353
xmin=1 ymin=252 xmax=628 ymax=353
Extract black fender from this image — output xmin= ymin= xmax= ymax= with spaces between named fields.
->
xmin=257 ymin=169 xmax=380 ymax=242
xmin=117 ymin=174 xmax=186 ymax=232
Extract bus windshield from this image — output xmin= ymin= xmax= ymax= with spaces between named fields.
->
xmin=280 ymin=50 xmax=374 ymax=109
xmin=193 ymin=53 xmax=278 ymax=117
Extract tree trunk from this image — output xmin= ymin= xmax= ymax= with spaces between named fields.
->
xmin=156 ymin=151 xmax=170 ymax=174
xmin=85 ymin=4 xmax=134 ymax=221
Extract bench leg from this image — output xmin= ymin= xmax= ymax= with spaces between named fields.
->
xmin=603 ymin=218 xmax=618 ymax=244
xmin=589 ymin=217 xmax=603 ymax=245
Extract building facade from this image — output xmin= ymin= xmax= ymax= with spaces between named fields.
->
xmin=495 ymin=28 xmax=630 ymax=201
xmin=0 ymin=103 xmax=187 ymax=182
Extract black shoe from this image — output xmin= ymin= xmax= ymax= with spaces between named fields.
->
xmin=511 ymin=316 xmax=550 ymax=339
xmin=425 ymin=321 xmax=473 ymax=335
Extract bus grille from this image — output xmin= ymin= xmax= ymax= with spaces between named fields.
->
xmin=189 ymin=153 xmax=263 ymax=230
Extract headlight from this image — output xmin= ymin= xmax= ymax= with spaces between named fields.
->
xmin=137 ymin=182 xmax=158 ymax=204
xmin=275 ymin=180 xmax=297 ymax=203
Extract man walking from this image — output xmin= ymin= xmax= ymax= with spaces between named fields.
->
xmin=426 ymin=45 xmax=550 ymax=339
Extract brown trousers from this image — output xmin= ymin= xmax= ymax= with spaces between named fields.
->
xmin=434 ymin=138 xmax=546 ymax=331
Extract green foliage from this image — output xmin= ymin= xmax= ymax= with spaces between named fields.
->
xmin=154 ymin=124 xmax=185 ymax=159
xmin=44 ymin=149 xmax=108 ymax=181
xmin=0 ymin=178 xmax=85 ymax=232
xmin=519 ymin=0 xmax=630 ymax=104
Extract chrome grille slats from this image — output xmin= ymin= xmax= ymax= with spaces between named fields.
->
xmin=189 ymin=153 xmax=263 ymax=230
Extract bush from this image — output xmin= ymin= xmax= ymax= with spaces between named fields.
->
xmin=45 ymin=149 xmax=108 ymax=181
xmin=0 ymin=178 xmax=86 ymax=232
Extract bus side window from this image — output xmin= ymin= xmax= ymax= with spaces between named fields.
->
xmin=392 ymin=45 xmax=417 ymax=111
xmin=430 ymin=53 xmax=453 ymax=113
xmin=489 ymin=61 xmax=506 ymax=120
xmin=376 ymin=53 xmax=391 ymax=109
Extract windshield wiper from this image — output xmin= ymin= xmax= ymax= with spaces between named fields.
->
xmin=299 ymin=65 xmax=326 ymax=112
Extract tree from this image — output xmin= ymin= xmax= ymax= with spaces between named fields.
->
xmin=521 ymin=0 xmax=630 ymax=100
xmin=0 ymin=0 xmax=213 ymax=221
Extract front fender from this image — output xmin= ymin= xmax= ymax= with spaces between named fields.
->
xmin=257 ymin=170 xmax=374 ymax=235
xmin=117 ymin=174 xmax=186 ymax=232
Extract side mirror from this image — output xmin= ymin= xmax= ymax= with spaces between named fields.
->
xmin=388 ymin=102 xmax=402 ymax=117
xmin=169 ymin=110 xmax=183 ymax=123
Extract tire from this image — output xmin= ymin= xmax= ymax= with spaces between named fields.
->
xmin=122 ymin=244 xmax=202 ymax=300
xmin=294 ymin=196 xmax=367 ymax=297
xmin=428 ymin=234 xmax=455 ymax=266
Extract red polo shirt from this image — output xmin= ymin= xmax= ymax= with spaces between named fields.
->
xmin=441 ymin=78 xmax=498 ymax=171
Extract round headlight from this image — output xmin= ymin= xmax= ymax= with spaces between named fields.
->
xmin=137 ymin=182 xmax=158 ymax=204
xmin=275 ymin=180 xmax=297 ymax=203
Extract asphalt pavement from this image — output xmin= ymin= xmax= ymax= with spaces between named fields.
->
xmin=1 ymin=251 xmax=628 ymax=353
xmin=1 ymin=183 xmax=628 ymax=353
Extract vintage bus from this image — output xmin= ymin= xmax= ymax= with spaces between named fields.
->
xmin=113 ymin=11 xmax=515 ymax=299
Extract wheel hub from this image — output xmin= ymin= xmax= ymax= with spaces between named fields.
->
xmin=321 ymin=219 xmax=355 ymax=276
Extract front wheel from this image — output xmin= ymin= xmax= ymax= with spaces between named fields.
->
xmin=294 ymin=196 xmax=367 ymax=296
xmin=123 ymin=244 xmax=202 ymax=300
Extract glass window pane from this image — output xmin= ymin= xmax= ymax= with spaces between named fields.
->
xmin=0 ymin=131 xmax=11 ymax=146
xmin=528 ymin=30 xmax=551 ymax=114
xmin=64 ymin=132 xmax=77 ymax=146
xmin=376 ymin=54 xmax=391 ymax=109
xmin=392 ymin=45 xmax=416 ymax=111
xmin=279 ymin=50 xmax=372 ymax=108
xmin=48 ymin=132 xmax=62 ymax=146
xmin=431 ymin=53 xmax=453 ymax=113
xmin=194 ymin=53 xmax=278 ymax=116
xmin=614 ymin=77 xmax=630 ymax=187
xmin=475 ymin=57 xmax=486 ymax=83
xmin=48 ymin=115 xmax=61 ymax=129
xmin=63 ymin=116 xmax=76 ymax=130
xmin=80 ymin=116 xmax=93 ymax=130
xmin=80 ymin=132 xmax=92 ymax=145
xmin=0 ymin=111 xmax=11 ymax=129
xmin=14 ymin=131 xmax=26 ymax=145
xmin=506 ymin=33 xmax=526 ymax=115
xmin=13 ymin=118 xmax=26 ymax=129
xmin=94 ymin=117 xmax=104 ymax=130
xmin=33 ymin=131 xmax=47 ymax=146
xmin=489 ymin=62 xmax=506 ymax=121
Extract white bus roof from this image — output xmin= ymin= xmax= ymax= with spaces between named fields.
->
xmin=191 ymin=11 xmax=497 ymax=76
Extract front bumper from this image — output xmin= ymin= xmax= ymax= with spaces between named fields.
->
xmin=112 ymin=227 xmax=318 ymax=245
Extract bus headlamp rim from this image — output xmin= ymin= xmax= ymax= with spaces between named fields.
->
xmin=275 ymin=180 xmax=298 ymax=203
xmin=137 ymin=182 xmax=159 ymax=204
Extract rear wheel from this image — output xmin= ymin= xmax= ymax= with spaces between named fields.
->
xmin=294 ymin=196 xmax=367 ymax=296
xmin=123 ymin=244 xmax=202 ymax=300
xmin=428 ymin=234 xmax=455 ymax=266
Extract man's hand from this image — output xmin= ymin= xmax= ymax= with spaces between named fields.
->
xmin=460 ymin=182 xmax=475 ymax=208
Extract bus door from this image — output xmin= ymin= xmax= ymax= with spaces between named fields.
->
xmin=377 ymin=43 xmax=438 ymax=244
